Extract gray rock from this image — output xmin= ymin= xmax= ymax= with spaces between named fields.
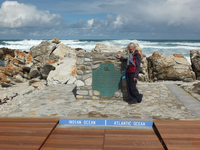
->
xmin=77 ymin=70 xmax=84 ymax=75
xmin=149 ymin=52 xmax=195 ymax=81
xmin=47 ymin=57 xmax=77 ymax=85
xmin=77 ymin=80 xmax=85 ymax=86
xmin=29 ymin=77 xmax=41 ymax=85
xmin=77 ymin=90 xmax=88 ymax=95
xmin=77 ymin=58 xmax=84 ymax=65
xmin=85 ymin=58 xmax=91 ymax=62
xmin=93 ymin=90 xmax=100 ymax=96
xmin=82 ymin=74 xmax=92 ymax=81
xmin=92 ymin=64 xmax=100 ymax=70
xmin=0 ymin=47 xmax=15 ymax=60
xmin=13 ymin=74 xmax=24 ymax=83
xmin=22 ymin=62 xmax=34 ymax=72
xmin=190 ymin=50 xmax=200 ymax=79
xmin=1 ymin=79 xmax=14 ymax=87
xmin=30 ymin=41 xmax=57 ymax=62
xmin=31 ymin=80 xmax=46 ymax=90
xmin=29 ymin=65 xmax=40 ymax=79
xmin=114 ymin=91 xmax=121 ymax=98
xmin=50 ymin=43 xmax=67 ymax=61
xmin=39 ymin=61 xmax=55 ymax=79
xmin=64 ymin=46 xmax=77 ymax=58
xmin=93 ymin=61 xmax=103 ymax=65
xmin=91 ymin=44 xmax=124 ymax=52
xmin=85 ymin=78 xmax=92 ymax=86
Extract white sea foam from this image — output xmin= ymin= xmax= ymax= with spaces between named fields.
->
xmin=2 ymin=39 xmax=42 ymax=51
xmin=1 ymin=39 xmax=200 ymax=63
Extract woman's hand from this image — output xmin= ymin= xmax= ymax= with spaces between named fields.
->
xmin=134 ymin=78 xmax=137 ymax=81
xmin=117 ymin=54 xmax=121 ymax=59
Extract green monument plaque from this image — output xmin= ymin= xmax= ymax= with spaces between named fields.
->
xmin=92 ymin=63 xmax=121 ymax=97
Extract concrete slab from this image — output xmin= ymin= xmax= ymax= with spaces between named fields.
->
xmin=165 ymin=84 xmax=200 ymax=118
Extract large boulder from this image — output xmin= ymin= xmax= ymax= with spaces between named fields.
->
xmin=65 ymin=46 xmax=77 ymax=58
xmin=91 ymin=44 xmax=124 ymax=52
xmin=190 ymin=50 xmax=200 ymax=80
xmin=29 ymin=65 xmax=40 ymax=79
xmin=47 ymin=57 xmax=77 ymax=85
xmin=30 ymin=41 xmax=57 ymax=63
xmin=39 ymin=61 xmax=55 ymax=79
xmin=148 ymin=52 xmax=195 ymax=82
xmin=0 ymin=47 xmax=15 ymax=60
xmin=139 ymin=55 xmax=149 ymax=81
xmin=50 ymin=43 xmax=67 ymax=61
xmin=13 ymin=74 xmax=24 ymax=83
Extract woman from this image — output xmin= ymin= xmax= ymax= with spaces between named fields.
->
xmin=117 ymin=42 xmax=143 ymax=104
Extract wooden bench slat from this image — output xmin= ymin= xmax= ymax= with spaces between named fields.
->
xmin=52 ymin=128 xmax=105 ymax=135
xmin=0 ymin=123 xmax=57 ymax=129
xmin=154 ymin=126 xmax=200 ymax=129
xmin=0 ymin=117 xmax=59 ymax=123
xmin=104 ymin=145 xmax=165 ymax=150
xmin=154 ymin=120 xmax=200 ymax=123
xmin=105 ymin=129 xmax=156 ymax=135
xmin=155 ymin=128 xmax=200 ymax=134
xmin=0 ymin=144 xmax=39 ymax=150
xmin=0 ymin=128 xmax=51 ymax=132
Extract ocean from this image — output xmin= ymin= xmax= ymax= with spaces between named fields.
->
xmin=1 ymin=39 xmax=200 ymax=67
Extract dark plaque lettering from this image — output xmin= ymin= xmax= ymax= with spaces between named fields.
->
xmin=92 ymin=63 xmax=121 ymax=97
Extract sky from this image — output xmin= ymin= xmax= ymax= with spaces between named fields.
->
xmin=0 ymin=0 xmax=200 ymax=40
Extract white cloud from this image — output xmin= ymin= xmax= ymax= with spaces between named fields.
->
xmin=73 ymin=0 xmax=200 ymax=38
xmin=113 ymin=16 xmax=123 ymax=28
xmin=87 ymin=19 xmax=94 ymax=27
xmin=0 ymin=1 xmax=62 ymax=28
xmin=0 ymin=0 xmax=200 ymax=39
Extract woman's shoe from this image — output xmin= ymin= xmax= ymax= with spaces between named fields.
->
xmin=128 ymin=101 xmax=137 ymax=105
xmin=138 ymin=95 xmax=143 ymax=103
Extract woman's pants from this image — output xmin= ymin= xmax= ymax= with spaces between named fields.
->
xmin=126 ymin=72 xmax=142 ymax=102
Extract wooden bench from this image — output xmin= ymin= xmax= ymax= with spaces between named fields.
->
xmin=42 ymin=128 xmax=164 ymax=150
xmin=154 ymin=120 xmax=200 ymax=150
xmin=0 ymin=117 xmax=59 ymax=150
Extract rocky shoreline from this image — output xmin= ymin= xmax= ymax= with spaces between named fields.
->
xmin=0 ymin=38 xmax=200 ymax=113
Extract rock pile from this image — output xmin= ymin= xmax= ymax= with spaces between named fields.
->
xmin=148 ymin=52 xmax=195 ymax=82
xmin=0 ymin=38 xmax=77 ymax=88
xmin=190 ymin=50 xmax=200 ymax=80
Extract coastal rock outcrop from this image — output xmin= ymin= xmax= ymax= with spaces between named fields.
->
xmin=0 ymin=39 xmax=77 ymax=88
xmin=1 ymin=40 xmax=199 ymax=92
xmin=190 ymin=50 xmax=200 ymax=80
xmin=30 ymin=41 xmax=57 ymax=63
xmin=47 ymin=57 xmax=77 ymax=85
xmin=139 ymin=55 xmax=148 ymax=82
xmin=0 ymin=47 xmax=15 ymax=60
xmin=91 ymin=44 xmax=125 ymax=52
xmin=148 ymin=52 xmax=195 ymax=82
